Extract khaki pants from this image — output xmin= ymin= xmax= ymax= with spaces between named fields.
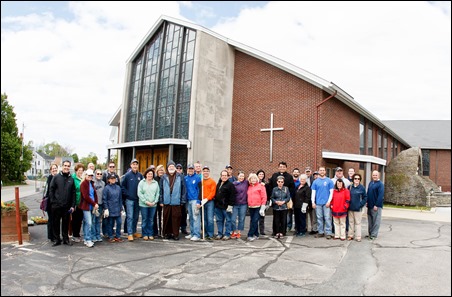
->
xmin=348 ymin=210 xmax=363 ymax=239
xmin=333 ymin=216 xmax=346 ymax=239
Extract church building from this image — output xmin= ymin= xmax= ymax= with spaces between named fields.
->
xmin=107 ymin=15 xmax=410 ymax=185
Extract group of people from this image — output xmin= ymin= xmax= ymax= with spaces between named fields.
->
xmin=43 ymin=159 xmax=384 ymax=247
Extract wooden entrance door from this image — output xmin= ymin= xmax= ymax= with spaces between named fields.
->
xmin=153 ymin=148 xmax=168 ymax=169
xmin=136 ymin=150 xmax=151 ymax=174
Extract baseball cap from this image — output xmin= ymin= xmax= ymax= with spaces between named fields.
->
xmin=130 ymin=158 xmax=139 ymax=164
xmin=305 ymin=167 xmax=311 ymax=172
xmin=225 ymin=164 xmax=233 ymax=169
xmin=176 ymin=163 xmax=183 ymax=169
xmin=107 ymin=173 xmax=116 ymax=179
xmin=86 ymin=169 xmax=94 ymax=176
xmin=167 ymin=160 xmax=176 ymax=168
xmin=335 ymin=167 xmax=343 ymax=171
xmin=187 ymin=164 xmax=194 ymax=169
xmin=313 ymin=171 xmax=319 ymax=175
xmin=203 ymin=166 xmax=210 ymax=170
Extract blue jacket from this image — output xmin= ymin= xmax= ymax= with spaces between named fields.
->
xmin=185 ymin=173 xmax=201 ymax=202
xmin=367 ymin=180 xmax=384 ymax=208
xmin=121 ymin=170 xmax=143 ymax=201
xmin=103 ymin=184 xmax=123 ymax=217
xmin=159 ymin=173 xmax=187 ymax=205
xmin=349 ymin=184 xmax=367 ymax=211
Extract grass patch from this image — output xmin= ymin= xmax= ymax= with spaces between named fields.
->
xmin=384 ymin=203 xmax=431 ymax=211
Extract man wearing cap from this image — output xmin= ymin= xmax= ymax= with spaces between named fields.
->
xmin=176 ymin=164 xmax=189 ymax=235
xmin=331 ymin=167 xmax=351 ymax=189
xmin=122 ymin=158 xmax=144 ymax=241
xmin=102 ymin=161 xmax=121 ymax=186
xmin=201 ymin=166 xmax=216 ymax=240
xmin=225 ymin=165 xmax=237 ymax=182
xmin=159 ymin=160 xmax=187 ymax=240
xmin=184 ymin=164 xmax=202 ymax=241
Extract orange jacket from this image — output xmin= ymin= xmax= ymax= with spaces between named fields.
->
xmin=202 ymin=178 xmax=216 ymax=200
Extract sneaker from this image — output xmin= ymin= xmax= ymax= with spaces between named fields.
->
xmin=109 ymin=238 xmax=115 ymax=243
xmin=279 ymin=234 xmax=284 ymax=239
xmin=133 ymin=233 xmax=142 ymax=238
xmin=326 ymin=235 xmax=332 ymax=240
xmin=185 ymin=234 xmax=192 ymax=239
xmin=236 ymin=233 xmax=241 ymax=239
xmin=114 ymin=237 xmax=124 ymax=242
xmin=85 ymin=241 xmax=94 ymax=248
xmin=215 ymin=235 xmax=223 ymax=240
xmin=143 ymin=236 xmax=149 ymax=241
xmin=315 ymin=233 xmax=325 ymax=238
xmin=71 ymin=236 xmax=81 ymax=243
xmin=128 ymin=235 xmax=134 ymax=241
xmin=190 ymin=236 xmax=200 ymax=241
xmin=222 ymin=236 xmax=230 ymax=241
xmin=230 ymin=232 xmax=237 ymax=239
xmin=148 ymin=236 xmax=154 ymax=240
xmin=204 ymin=236 xmax=212 ymax=241
xmin=247 ymin=237 xmax=255 ymax=241
xmin=296 ymin=232 xmax=306 ymax=237
xmin=369 ymin=236 xmax=376 ymax=240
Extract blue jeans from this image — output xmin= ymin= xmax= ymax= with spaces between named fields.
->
xmin=231 ymin=204 xmax=247 ymax=231
xmin=125 ymin=199 xmax=139 ymax=235
xmin=92 ymin=204 xmax=103 ymax=240
xmin=315 ymin=204 xmax=333 ymax=235
xmin=107 ymin=216 xmax=122 ymax=238
xmin=293 ymin=207 xmax=307 ymax=234
xmin=203 ymin=200 xmax=215 ymax=238
xmin=247 ymin=207 xmax=261 ymax=238
xmin=187 ymin=200 xmax=201 ymax=238
xmin=215 ymin=207 xmax=232 ymax=237
xmin=140 ymin=206 xmax=157 ymax=237
xmin=83 ymin=210 xmax=94 ymax=242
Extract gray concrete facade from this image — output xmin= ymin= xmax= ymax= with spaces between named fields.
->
xmin=189 ymin=31 xmax=234 ymax=174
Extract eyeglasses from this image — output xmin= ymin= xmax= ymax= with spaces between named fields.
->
xmin=277 ymin=181 xmax=284 ymax=183
xmin=354 ymin=177 xmax=361 ymax=180
xmin=96 ymin=173 xmax=102 ymax=175
xmin=109 ymin=166 xmax=115 ymax=168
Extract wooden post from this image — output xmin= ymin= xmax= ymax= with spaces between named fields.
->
xmin=15 ymin=187 xmax=23 ymax=245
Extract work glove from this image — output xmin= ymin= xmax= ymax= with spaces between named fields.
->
xmin=201 ymin=198 xmax=208 ymax=206
xmin=103 ymin=209 xmax=109 ymax=218
xmin=301 ymin=203 xmax=308 ymax=213
xmin=259 ymin=205 xmax=266 ymax=217
xmin=226 ymin=205 xmax=233 ymax=213
xmin=92 ymin=208 xmax=100 ymax=217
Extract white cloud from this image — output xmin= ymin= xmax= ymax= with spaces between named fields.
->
xmin=212 ymin=1 xmax=451 ymax=120
xmin=2 ymin=1 xmax=450 ymax=164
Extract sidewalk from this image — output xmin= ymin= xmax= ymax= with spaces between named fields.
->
xmin=382 ymin=206 xmax=451 ymax=223
xmin=1 ymin=180 xmax=45 ymax=202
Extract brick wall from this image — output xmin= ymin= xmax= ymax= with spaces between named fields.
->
xmin=230 ymin=51 xmax=362 ymax=177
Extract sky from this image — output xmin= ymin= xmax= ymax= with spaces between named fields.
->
xmin=1 ymin=1 xmax=451 ymax=164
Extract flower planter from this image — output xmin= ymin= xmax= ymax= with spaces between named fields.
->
xmin=1 ymin=211 xmax=30 ymax=242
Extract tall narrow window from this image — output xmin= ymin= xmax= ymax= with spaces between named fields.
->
xmin=422 ymin=149 xmax=430 ymax=176
xmin=359 ymin=117 xmax=365 ymax=155
xmin=378 ymin=129 xmax=382 ymax=158
xmin=383 ymin=133 xmax=388 ymax=160
xmin=367 ymin=122 xmax=373 ymax=155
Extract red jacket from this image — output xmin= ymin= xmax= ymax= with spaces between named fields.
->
xmin=331 ymin=188 xmax=350 ymax=218
xmin=79 ymin=179 xmax=98 ymax=211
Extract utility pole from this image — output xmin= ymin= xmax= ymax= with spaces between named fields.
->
xmin=20 ymin=123 xmax=25 ymax=161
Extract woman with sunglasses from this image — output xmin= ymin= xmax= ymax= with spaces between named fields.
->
xmin=348 ymin=173 xmax=367 ymax=242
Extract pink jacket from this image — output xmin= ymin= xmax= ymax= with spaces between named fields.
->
xmin=247 ymin=183 xmax=267 ymax=207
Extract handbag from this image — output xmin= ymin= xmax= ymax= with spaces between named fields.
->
xmin=286 ymin=198 xmax=293 ymax=209
xmin=40 ymin=198 xmax=48 ymax=213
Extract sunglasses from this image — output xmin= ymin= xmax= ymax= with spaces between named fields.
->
xmin=96 ymin=173 xmax=102 ymax=175
xmin=277 ymin=181 xmax=284 ymax=183
xmin=109 ymin=166 xmax=115 ymax=168
xmin=354 ymin=177 xmax=361 ymax=180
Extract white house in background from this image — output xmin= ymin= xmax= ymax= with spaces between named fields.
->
xmin=26 ymin=151 xmax=54 ymax=179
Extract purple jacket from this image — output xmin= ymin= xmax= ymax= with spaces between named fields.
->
xmin=233 ymin=180 xmax=249 ymax=205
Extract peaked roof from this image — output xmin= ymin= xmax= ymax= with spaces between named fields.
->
xmin=382 ymin=120 xmax=451 ymax=150
xmin=125 ymin=15 xmax=410 ymax=148
xmin=36 ymin=151 xmax=54 ymax=160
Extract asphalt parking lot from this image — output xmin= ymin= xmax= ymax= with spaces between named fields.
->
xmin=1 ymin=190 xmax=451 ymax=296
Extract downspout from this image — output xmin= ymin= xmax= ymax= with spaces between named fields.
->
xmin=314 ymin=90 xmax=337 ymax=170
